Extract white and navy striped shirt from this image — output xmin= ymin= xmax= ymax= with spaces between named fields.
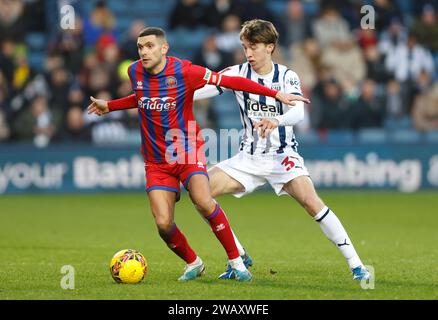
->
xmin=194 ymin=62 xmax=303 ymax=155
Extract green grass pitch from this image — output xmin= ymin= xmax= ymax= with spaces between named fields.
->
xmin=0 ymin=191 xmax=437 ymax=300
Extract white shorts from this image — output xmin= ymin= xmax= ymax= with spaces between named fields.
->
xmin=214 ymin=150 xmax=310 ymax=197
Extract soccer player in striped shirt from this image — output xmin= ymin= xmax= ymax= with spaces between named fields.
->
xmin=193 ymin=19 xmax=370 ymax=281
xmin=87 ymin=27 xmax=309 ymax=282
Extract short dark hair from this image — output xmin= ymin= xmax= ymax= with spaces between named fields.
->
xmin=138 ymin=27 xmax=166 ymax=39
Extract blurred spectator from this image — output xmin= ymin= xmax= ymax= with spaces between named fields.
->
xmin=83 ymin=0 xmax=117 ymax=47
xmin=312 ymin=5 xmax=351 ymax=48
xmin=25 ymin=0 xmax=45 ymax=32
xmin=48 ymin=67 xmax=70 ymax=115
xmin=363 ymin=45 xmax=392 ymax=84
xmin=68 ymin=85 xmax=86 ymax=107
xmin=0 ymin=71 xmax=10 ymax=141
xmin=169 ymin=0 xmax=205 ymax=30
xmin=284 ymin=0 xmax=312 ymax=47
xmin=215 ymin=14 xmax=242 ymax=53
xmin=288 ymin=38 xmax=320 ymax=91
xmin=86 ymin=65 xmax=115 ymax=97
xmin=357 ymin=29 xmax=378 ymax=52
xmin=12 ymin=44 xmax=32 ymax=92
xmin=351 ymin=79 xmax=385 ymax=129
xmin=193 ymin=34 xmax=233 ymax=72
xmin=411 ymin=4 xmax=438 ymax=53
xmin=0 ymin=0 xmax=27 ymax=43
xmin=0 ymin=38 xmax=15 ymax=84
xmin=412 ymin=83 xmax=438 ymax=131
xmin=203 ymin=0 xmax=237 ymax=29
xmin=50 ymin=16 xmax=84 ymax=74
xmin=55 ymin=105 xmax=91 ymax=143
xmin=0 ymin=108 xmax=9 ymax=141
xmin=321 ymin=38 xmax=366 ymax=85
xmin=13 ymin=95 xmax=58 ymax=147
xmin=311 ymin=78 xmax=353 ymax=129
xmin=414 ymin=69 xmax=434 ymax=94
xmin=412 ymin=0 xmax=438 ymax=16
xmin=378 ymin=17 xmax=407 ymax=57
xmin=384 ymin=33 xmax=435 ymax=83
xmin=373 ymin=0 xmax=402 ymax=31
xmin=385 ymin=79 xmax=409 ymax=125
xmin=120 ymin=20 xmax=147 ymax=61
xmin=84 ymin=90 xmax=128 ymax=145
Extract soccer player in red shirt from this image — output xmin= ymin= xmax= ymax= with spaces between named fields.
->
xmin=87 ymin=27 xmax=309 ymax=281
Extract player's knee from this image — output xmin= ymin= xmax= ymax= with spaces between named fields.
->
xmin=301 ymin=195 xmax=323 ymax=215
xmin=193 ymin=198 xmax=216 ymax=216
xmin=154 ymin=215 xmax=173 ymax=234
xmin=210 ymin=186 xmax=221 ymax=198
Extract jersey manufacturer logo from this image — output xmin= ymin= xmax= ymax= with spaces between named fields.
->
xmin=337 ymin=239 xmax=350 ymax=247
xmin=137 ymin=81 xmax=143 ymax=89
xmin=138 ymin=97 xmax=177 ymax=111
xmin=165 ymin=76 xmax=177 ymax=88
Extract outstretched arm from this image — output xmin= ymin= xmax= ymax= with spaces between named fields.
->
xmin=215 ymin=74 xmax=310 ymax=106
xmin=189 ymin=65 xmax=310 ymax=106
xmin=87 ymin=94 xmax=137 ymax=116
xmin=206 ymin=72 xmax=310 ymax=106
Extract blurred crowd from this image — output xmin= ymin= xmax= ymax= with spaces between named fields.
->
xmin=0 ymin=0 xmax=437 ymax=147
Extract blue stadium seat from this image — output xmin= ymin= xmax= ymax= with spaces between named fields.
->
xmin=384 ymin=116 xmax=412 ymax=130
xmin=302 ymin=1 xmax=320 ymax=16
xmin=425 ymin=131 xmax=438 ymax=143
xmin=27 ymin=52 xmax=46 ymax=72
xmin=267 ymin=1 xmax=287 ymax=16
xmin=357 ymin=128 xmax=388 ymax=144
xmin=167 ymin=28 xmax=209 ymax=52
xmin=389 ymin=129 xmax=422 ymax=143
xmin=25 ymin=32 xmax=47 ymax=51
xmin=325 ymin=129 xmax=355 ymax=144
xmin=295 ymin=130 xmax=319 ymax=145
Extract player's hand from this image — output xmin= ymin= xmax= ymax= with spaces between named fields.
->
xmin=254 ymin=118 xmax=279 ymax=138
xmin=87 ymin=96 xmax=109 ymax=116
xmin=275 ymin=92 xmax=310 ymax=107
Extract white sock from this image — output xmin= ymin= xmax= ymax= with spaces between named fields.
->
xmin=314 ymin=206 xmax=363 ymax=269
xmin=232 ymin=230 xmax=246 ymax=256
xmin=229 ymin=256 xmax=246 ymax=272
xmin=188 ymin=256 xmax=202 ymax=267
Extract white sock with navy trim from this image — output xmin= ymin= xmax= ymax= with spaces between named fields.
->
xmin=232 ymin=230 xmax=246 ymax=256
xmin=314 ymin=206 xmax=363 ymax=269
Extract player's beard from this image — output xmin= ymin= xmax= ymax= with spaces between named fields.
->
xmin=143 ymin=57 xmax=164 ymax=73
